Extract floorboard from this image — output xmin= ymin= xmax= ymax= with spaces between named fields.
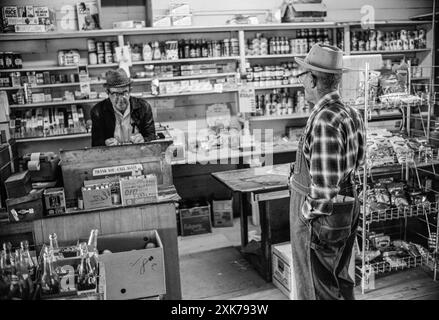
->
xmin=178 ymin=218 xmax=439 ymax=300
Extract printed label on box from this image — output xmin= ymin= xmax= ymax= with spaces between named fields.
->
xmin=92 ymin=164 xmax=143 ymax=177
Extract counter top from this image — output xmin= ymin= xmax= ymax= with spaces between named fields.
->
xmin=212 ymin=163 xmax=290 ymax=193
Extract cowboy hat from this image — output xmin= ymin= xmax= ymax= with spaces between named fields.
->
xmin=295 ymin=44 xmax=348 ymax=74
xmin=103 ymin=68 xmax=133 ymax=88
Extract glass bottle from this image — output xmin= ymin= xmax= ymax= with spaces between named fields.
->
xmin=189 ymin=40 xmax=196 ymax=58
xmin=49 ymin=233 xmax=59 ymax=251
xmin=3 ymin=242 xmax=12 ymax=266
xmin=40 ymin=252 xmax=52 ymax=294
xmin=201 ymin=39 xmax=208 ymax=57
xmin=21 ymin=240 xmax=35 ymax=282
xmin=152 ymin=41 xmax=161 ymax=60
xmin=195 ymin=40 xmax=202 ymax=58
xmin=47 ymin=251 xmax=60 ymax=294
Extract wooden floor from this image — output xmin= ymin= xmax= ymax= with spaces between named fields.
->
xmin=178 ymin=217 xmax=439 ymax=300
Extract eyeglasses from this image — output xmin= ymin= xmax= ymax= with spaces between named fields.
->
xmin=295 ymin=71 xmax=311 ymax=84
xmin=107 ymin=90 xmax=130 ymax=97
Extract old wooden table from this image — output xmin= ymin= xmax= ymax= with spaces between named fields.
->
xmin=212 ymin=163 xmax=291 ymax=281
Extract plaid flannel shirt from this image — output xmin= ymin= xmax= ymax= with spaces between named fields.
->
xmin=301 ymin=91 xmax=366 ymax=220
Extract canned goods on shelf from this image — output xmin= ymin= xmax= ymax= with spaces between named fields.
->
xmin=97 ymin=53 xmax=105 ymax=64
xmin=105 ymin=53 xmax=113 ymax=64
xmin=96 ymin=41 xmax=104 ymax=54
xmin=87 ymin=39 xmax=96 ymax=52
xmin=88 ymin=52 xmax=98 ymax=65
xmin=104 ymin=41 xmax=112 ymax=53
xmin=4 ymin=52 xmax=14 ymax=69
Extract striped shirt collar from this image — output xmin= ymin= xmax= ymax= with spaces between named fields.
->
xmin=305 ymin=90 xmax=341 ymax=131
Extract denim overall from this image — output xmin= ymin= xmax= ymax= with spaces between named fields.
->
xmin=289 ymin=104 xmax=360 ymax=300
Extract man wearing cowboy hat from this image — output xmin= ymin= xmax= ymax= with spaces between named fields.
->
xmin=289 ymin=44 xmax=365 ymax=300
xmin=91 ymin=68 xmax=156 ymax=147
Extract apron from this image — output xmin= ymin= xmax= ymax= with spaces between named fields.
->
xmin=289 ymin=104 xmax=360 ymax=300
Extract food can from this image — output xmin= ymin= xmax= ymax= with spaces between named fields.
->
xmin=13 ymin=53 xmax=23 ymax=69
xmin=97 ymin=53 xmax=105 ymax=64
xmin=96 ymin=41 xmax=104 ymax=54
xmin=88 ymin=52 xmax=97 ymax=65
xmin=4 ymin=52 xmax=14 ymax=69
xmin=104 ymin=41 xmax=112 ymax=53
xmin=87 ymin=39 xmax=96 ymax=52
xmin=105 ymin=53 xmax=113 ymax=64
xmin=57 ymin=50 xmax=65 ymax=66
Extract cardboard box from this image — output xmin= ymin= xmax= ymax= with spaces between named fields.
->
xmin=171 ymin=15 xmax=192 ymax=26
xmin=6 ymin=189 xmax=44 ymax=223
xmin=153 ymin=15 xmax=171 ymax=27
xmin=44 ymin=187 xmax=66 ymax=216
xmin=272 ymin=241 xmax=356 ymax=300
xmin=180 ymin=204 xmax=212 ymax=236
xmin=120 ymin=175 xmax=158 ymax=206
xmin=5 ymin=170 xmax=32 ymax=199
xmin=272 ymin=242 xmax=296 ymax=300
xmin=97 ymin=230 xmax=165 ymax=300
xmin=212 ymin=199 xmax=233 ymax=227
xmin=82 ymin=184 xmax=112 ymax=210
xmin=113 ymin=20 xmax=145 ymax=29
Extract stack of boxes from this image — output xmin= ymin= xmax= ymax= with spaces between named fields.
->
xmin=4 ymin=152 xmax=65 ymax=222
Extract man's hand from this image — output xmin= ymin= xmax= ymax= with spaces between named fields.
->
xmin=105 ymin=138 xmax=119 ymax=146
xmin=130 ymin=133 xmax=145 ymax=144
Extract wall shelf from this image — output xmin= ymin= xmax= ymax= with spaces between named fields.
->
xmin=350 ymin=49 xmax=431 ymax=55
xmin=132 ymin=56 xmax=239 ymax=65
xmin=249 ymin=113 xmax=309 ymax=121
xmin=253 ymin=84 xmax=303 ymax=90
xmin=15 ymin=133 xmax=91 ymax=143
xmin=246 ymin=54 xmax=306 ymax=60
xmin=9 ymin=99 xmax=102 ymax=108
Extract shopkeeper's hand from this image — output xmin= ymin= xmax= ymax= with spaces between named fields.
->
xmin=105 ymin=138 xmax=119 ymax=146
xmin=130 ymin=133 xmax=145 ymax=144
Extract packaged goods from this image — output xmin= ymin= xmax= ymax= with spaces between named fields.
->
xmin=44 ymin=187 xmax=66 ymax=215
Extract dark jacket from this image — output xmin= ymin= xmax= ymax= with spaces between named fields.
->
xmin=91 ymin=96 xmax=156 ymax=147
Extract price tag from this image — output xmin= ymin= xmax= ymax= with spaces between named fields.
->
xmin=238 ymin=84 xmax=256 ymax=113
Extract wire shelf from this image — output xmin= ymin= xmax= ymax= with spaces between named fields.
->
xmin=367 ymin=254 xmax=424 ymax=275
xmin=361 ymin=201 xmax=439 ymax=224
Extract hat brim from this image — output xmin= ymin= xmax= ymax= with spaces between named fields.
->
xmin=103 ymin=79 xmax=133 ymax=88
xmin=295 ymin=57 xmax=352 ymax=74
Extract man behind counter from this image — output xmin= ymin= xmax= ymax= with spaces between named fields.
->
xmin=91 ymin=68 xmax=156 ymax=147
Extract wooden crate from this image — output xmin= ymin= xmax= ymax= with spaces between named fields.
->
xmin=180 ymin=205 xmax=212 ymax=236
xmin=59 ymin=141 xmax=173 ymax=206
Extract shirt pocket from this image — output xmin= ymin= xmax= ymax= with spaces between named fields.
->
xmin=312 ymin=200 xmax=355 ymax=245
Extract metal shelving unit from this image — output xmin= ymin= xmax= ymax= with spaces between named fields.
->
xmin=357 ymin=63 xmax=439 ymax=294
